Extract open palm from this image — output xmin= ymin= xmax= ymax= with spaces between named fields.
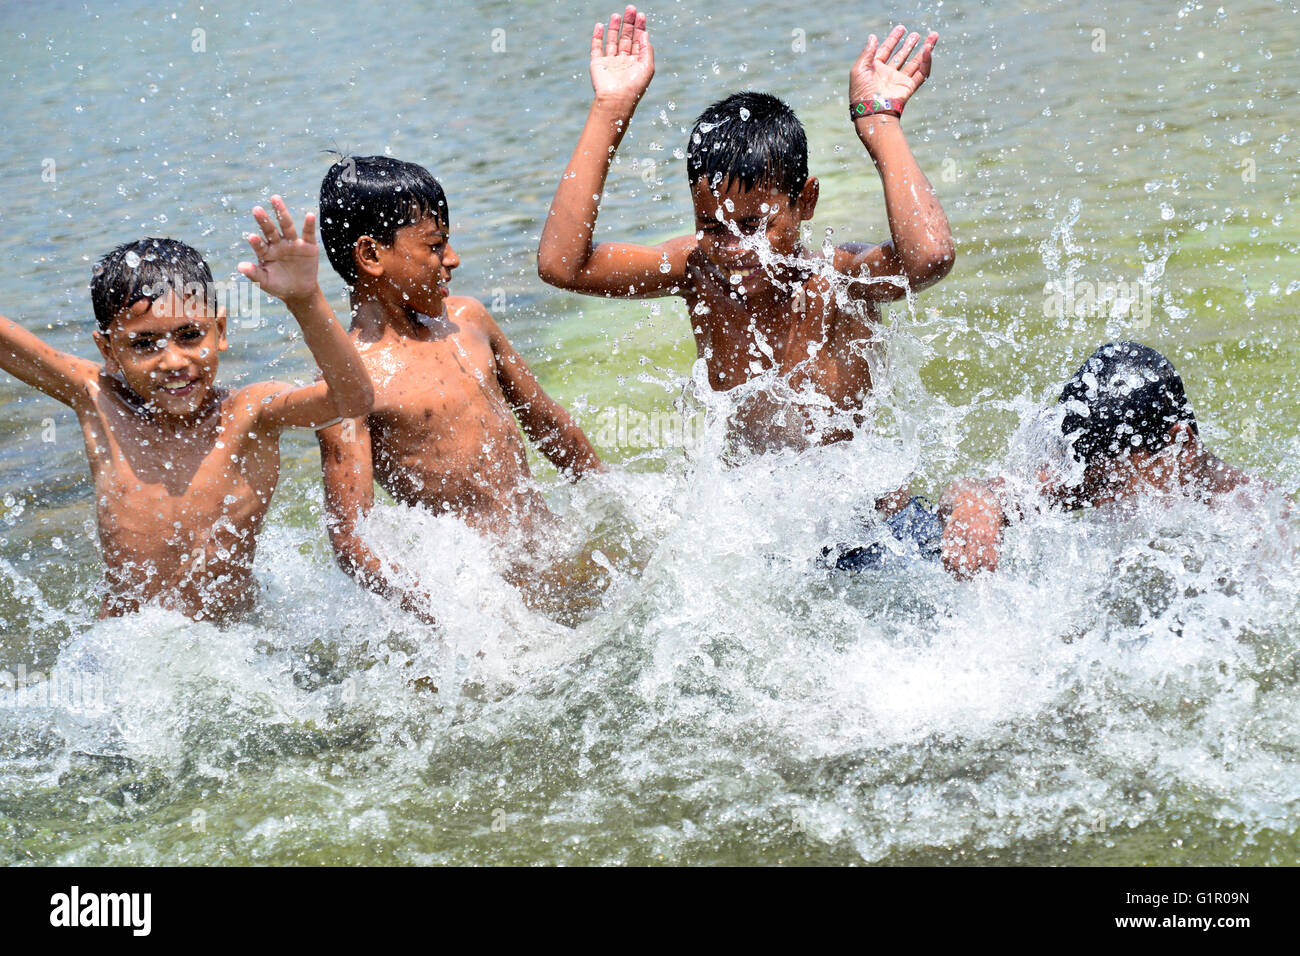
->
xmin=850 ymin=26 xmax=938 ymax=108
xmin=237 ymin=197 xmax=320 ymax=304
xmin=590 ymin=6 xmax=654 ymax=106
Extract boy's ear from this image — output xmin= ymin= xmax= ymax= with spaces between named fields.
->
xmin=1167 ymin=422 xmax=1197 ymax=450
xmin=796 ymin=177 xmax=819 ymax=221
xmin=354 ymin=236 xmax=384 ymax=278
xmin=215 ymin=307 xmax=229 ymax=352
xmin=92 ymin=329 xmax=118 ymax=374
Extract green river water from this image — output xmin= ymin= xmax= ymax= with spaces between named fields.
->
xmin=0 ymin=0 xmax=1297 ymax=865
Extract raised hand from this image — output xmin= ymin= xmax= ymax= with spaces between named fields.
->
xmin=590 ymin=5 xmax=654 ymax=109
xmin=850 ymin=25 xmax=938 ymax=112
xmin=237 ymin=196 xmax=320 ymax=306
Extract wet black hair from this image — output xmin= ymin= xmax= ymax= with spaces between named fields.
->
xmin=1058 ymin=342 xmax=1199 ymax=466
xmin=686 ymin=92 xmax=809 ymax=202
xmin=319 ymin=155 xmax=450 ymax=287
xmin=90 ymin=238 xmax=216 ymax=332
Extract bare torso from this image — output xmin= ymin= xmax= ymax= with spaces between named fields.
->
xmin=354 ymin=298 xmax=546 ymax=536
xmin=77 ymin=376 xmax=282 ymax=622
xmin=683 ymin=247 xmax=880 ymax=452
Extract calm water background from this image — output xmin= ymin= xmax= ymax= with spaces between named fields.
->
xmin=0 ymin=0 xmax=1297 ymax=865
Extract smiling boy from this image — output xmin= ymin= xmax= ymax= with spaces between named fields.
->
xmin=0 ymin=199 xmax=373 ymax=621
xmin=314 ymin=156 xmax=601 ymax=619
xmin=538 ymin=7 xmax=954 ymax=459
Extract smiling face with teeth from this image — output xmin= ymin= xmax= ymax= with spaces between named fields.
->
xmin=691 ymin=175 xmax=818 ymax=294
xmin=93 ymin=287 xmax=228 ymax=419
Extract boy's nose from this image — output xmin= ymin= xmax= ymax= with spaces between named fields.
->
xmin=443 ymin=245 xmax=460 ymax=270
xmin=158 ymin=346 xmax=189 ymax=371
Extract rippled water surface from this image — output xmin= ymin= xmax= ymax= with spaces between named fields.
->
xmin=1 ymin=0 xmax=1297 ymax=864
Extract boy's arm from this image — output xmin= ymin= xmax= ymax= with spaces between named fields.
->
xmin=537 ymin=6 xmax=695 ymax=299
xmin=938 ymin=477 xmax=1011 ymax=578
xmin=0 ymin=313 xmax=101 ymax=410
xmin=835 ymin=28 xmax=955 ymax=303
xmin=479 ymin=304 xmax=602 ymax=478
xmin=237 ymin=197 xmax=374 ymax=430
xmin=317 ymin=419 xmax=437 ymax=624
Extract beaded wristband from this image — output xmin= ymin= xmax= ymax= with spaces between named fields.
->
xmin=849 ymin=96 xmax=902 ymax=120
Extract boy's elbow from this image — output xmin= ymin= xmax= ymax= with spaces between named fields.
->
xmin=357 ymin=380 xmax=376 ymax=414
xmin=536 ymin=245 xmax=587 ymax=290
xmin=337 ymin=381 xmax=375 ymax=420
xmin=911 ymin=241 xmax=955 ymax=287
xmin=536 ymin=255 xmax=574 ymax=290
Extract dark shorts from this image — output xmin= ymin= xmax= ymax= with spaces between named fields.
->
xmin=829 ymin=497 xmax=944 ymax=572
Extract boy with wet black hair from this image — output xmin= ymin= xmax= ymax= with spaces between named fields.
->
xmin=0 ymin=202 xmax=374 ymax=622
xmin=314 ymin=155 xmax=601 ymax=619
xmin=939 ymin=341 xmax=1279 ymax=578
xmin=538 ymin=6 xmax=954 ymax=463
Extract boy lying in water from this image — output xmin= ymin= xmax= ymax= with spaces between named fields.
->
xmin=939 ymin=341 xmax=1286 ymax=578
xmin=0 ymin=202 xmax=373 ymax=622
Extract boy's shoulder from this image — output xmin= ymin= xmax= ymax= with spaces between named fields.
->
xmin=445 ymin=295 xmax=506 ymax=343
xmin=446 ymin=294 xmax=494 ymax=325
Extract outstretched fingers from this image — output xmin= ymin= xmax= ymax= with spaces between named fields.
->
xmin=904 ymin=32 xmax=939 ymax=79
xmin=604 ymin=12 xmax=621 ymax=57
xmin=236 ymin=258 xmax=268 ymax=285
xmin=270 ymin=195 xmax=298 ymax=242
xmin=889 ymin=32 xmax=921 ymax=69
xmin=591 ymin=22 xmax=604 ymax=59
xmin=632 ymin=10 xmax=648 ymax=56
xmin=300 ymin=211 xmax=318 ymax=246
xmin=251 ymin=205 xmax=279 ymax=244
xmin=856 ymin=33 xmax=879 ymax=71
xmin=617 ymin=5 xmax=637 ymax=55
xmin=875 ymin=24 xmax=907 ymax=63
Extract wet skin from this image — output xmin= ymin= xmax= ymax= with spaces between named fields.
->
xmin=0 ymin=199 xmax=376 ymax=621
xmin=538 ymin=9 xmax=953 ymax=459
xmin=317 ymin=216 xmax=601 ymax=618
xmin=684 ymin=178 xmax=889 ymax=450
xmin=334 ymin=299 xmax=553 ymax=537
xmin=83 ymin=306 xmax=278 ymax=621
xmin=938 ymin=424 xmax=1279 ymax=579
xmin=0 ymin=294 xmax=368 ymax=621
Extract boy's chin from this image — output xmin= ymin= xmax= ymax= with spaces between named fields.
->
xmin=712 ymin=263 xmax=779 ymax=293
xmin=409 ymin=293 xmax=448 ymax=318
xmin=139 ymin=383 xmax=213 ymax=417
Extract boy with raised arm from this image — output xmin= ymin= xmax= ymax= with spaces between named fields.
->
xmin=314 ymin=156 xmax=601 ymax=620
xmin=0 ymin=199 xmax=373 ymax=622
xmin=939 ymin=342 xmax=1286 ymax=578
xmin=538 ymin=7 xmax=954 ymax=463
